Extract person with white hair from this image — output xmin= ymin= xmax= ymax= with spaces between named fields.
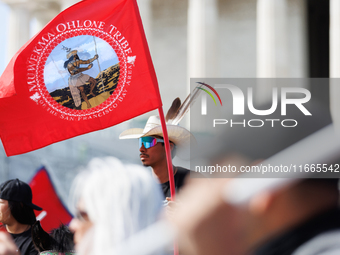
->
xmin=68 ymin=157 xmax=165 ymax=255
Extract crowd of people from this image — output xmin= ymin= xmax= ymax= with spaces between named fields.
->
xmin=0 ymin=99 xmax=339 ymax=255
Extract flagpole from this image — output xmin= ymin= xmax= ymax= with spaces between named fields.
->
xmin=158 ymin=106 xmax=178 ymax=255
xmin=158 ymin=107 xmax=176 ymax=200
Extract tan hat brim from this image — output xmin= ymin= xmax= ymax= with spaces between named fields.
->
xmin=119 ymin=128 xmax=144 ymax=139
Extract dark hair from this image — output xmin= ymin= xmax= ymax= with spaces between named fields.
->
xmin=63 ymin=55 xmax=75 ymax=69
xmin=8 ymin=200 xmax=36 ymax=225
xmin=160 ymin=140 xmax=177 ymax=158
xmin=293 ymin=178 xmax=339 ymax=205
xmin=32 ymin=221 xmax=74 ymax=253
xmin=171 ymin=143 xmax=177 ymax=158
xmin=50 ymin=224 xmax=74 ymax=252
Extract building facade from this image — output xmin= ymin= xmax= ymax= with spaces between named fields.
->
xmin=0 ymin=0 xmax=337 ymax=200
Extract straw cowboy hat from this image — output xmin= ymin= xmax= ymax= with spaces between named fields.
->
xmin=119 ymin=115 xmax=195 ymax=159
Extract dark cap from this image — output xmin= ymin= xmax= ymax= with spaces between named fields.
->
xmin=0 ymin=179 xmax=42 ymax=211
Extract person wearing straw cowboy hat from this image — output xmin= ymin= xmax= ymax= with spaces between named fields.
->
xmin=119 ymin=98 xmax=196 ymax=199
xmin=64 ymin=50 xmax=98 ymax=109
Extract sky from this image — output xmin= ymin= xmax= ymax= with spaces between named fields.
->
xmin=0 ymin=2 xmax=9 ymax=74
xmin=45 ymin=35 xmax=119 ymax=93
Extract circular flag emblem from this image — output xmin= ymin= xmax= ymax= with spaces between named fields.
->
xmin=32 ymin=27 xmax=133 ymax=120
xmin=45 ymin=35 xmax=119 ymax=110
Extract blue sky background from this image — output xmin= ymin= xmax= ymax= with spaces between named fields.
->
xmin=0 ymin=2 xmax=9 ymax=74
xmin=45 ymin=35 xmax=119 ymax=93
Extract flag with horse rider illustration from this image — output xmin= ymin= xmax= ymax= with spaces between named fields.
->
xmin=0 ymin=0 xmax=162 ymax=156
xmin=46 ymin=36 xmax=112 ymax=110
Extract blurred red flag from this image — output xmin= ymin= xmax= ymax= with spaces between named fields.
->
xmin=29 ymin=167 xmax=73 ymax=232
xmin=0 ymin=57 xmax=16 ymax=98
xmin=0 ymin=0 xmax=161 ymax=156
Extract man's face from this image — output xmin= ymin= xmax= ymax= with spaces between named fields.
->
xmin=139 ymin=137 xmax=166 ymax=167
xmin=0 ymin=199 xmax=12 ymax=224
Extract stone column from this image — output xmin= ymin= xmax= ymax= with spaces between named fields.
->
xmin=330 ymin=0 xmax=340 ymax=133
xmin=187 ymin=0 xmax=218 ymax=129
xmin=60 ymin=0 xmax=80 ymax=11
xmin=257 ymin=0 xmax=288 ymax=78
xmin=137 ymin=0 xmax=152 ymax=44
xmin=31 ymin=9 xmax=60 ymax=35
xmin=6 ymin=4 xmax=31 ymax=61
xmin=187 ymin=0 xmax=218 ymax=80
xmin=256 ymin=0 xmax=288 ymax=103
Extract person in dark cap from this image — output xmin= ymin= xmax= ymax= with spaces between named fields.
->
xmin=0 ymin=179 xmax=42 ymax=255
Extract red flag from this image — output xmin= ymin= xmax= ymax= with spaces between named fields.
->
xmin=0 ymin=57 xmax=16 ymax=98
xmin=0 ymin=0 xmax=161 ymax=156
xmin=29 ymin=167 xmax=73 ymax=232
